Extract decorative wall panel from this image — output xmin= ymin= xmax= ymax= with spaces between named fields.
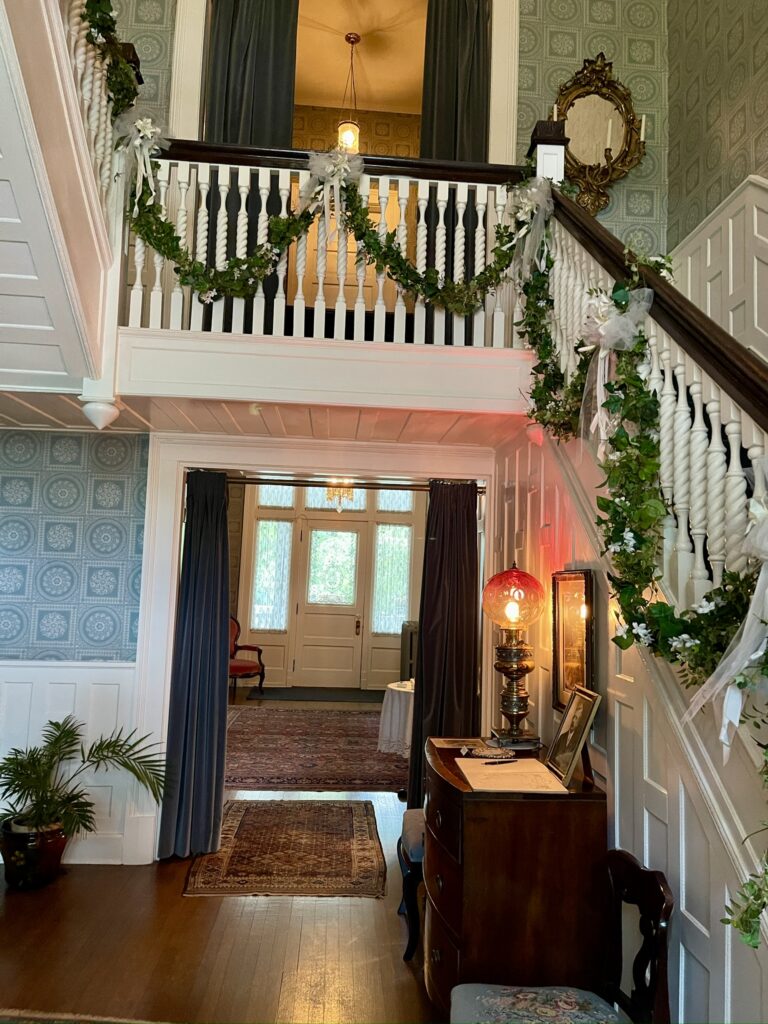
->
xmin=0 ymin=431 xmax=148 ymax=661
xmin=293 ymin=106 xmax=421 ymax=159
xmin=516 ymin=0 xmax=668 ymax=250
xmin=667 ymin=0 xmax=768 ymax=248
xmin=113 ymin=0 xmax=178 ymax=126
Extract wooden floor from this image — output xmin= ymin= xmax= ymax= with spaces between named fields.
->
xmin=0 ymin=693 xmax=434 ymax=1024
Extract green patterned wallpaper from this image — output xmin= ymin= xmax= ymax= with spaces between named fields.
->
xmin=113 ymin=0 xmax=177 ymax=126
xmin=667 ymin=0 xmax=768 ymax=249
xmin=516 ymin=0 xmax=668 ymax=252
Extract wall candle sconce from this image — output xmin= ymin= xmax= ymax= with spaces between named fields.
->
xmin=482 ymin=564 xmax=545 ymax=748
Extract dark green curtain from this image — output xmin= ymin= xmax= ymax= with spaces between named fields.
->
xmin=407 ymin=480 xmax=479 ymax=808
xmin=204 ymin=0 xmax=299 ymax=148
xmin=158 ymin=472 xmax=229 ymax=858
xmin=419 ymin=0 xmax=491 ymax=162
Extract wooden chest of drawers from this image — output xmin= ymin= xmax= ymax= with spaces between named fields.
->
xmin=423 ymin=739 xmax=608 ymax=1016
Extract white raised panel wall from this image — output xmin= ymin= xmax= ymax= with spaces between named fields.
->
xmin=0 ymin=661 xmax=153 ymax=864
xmin=673 ymin=175 xmax=768 ymax=364
xmin=494 ymin=431 xmax=768 ymax=1023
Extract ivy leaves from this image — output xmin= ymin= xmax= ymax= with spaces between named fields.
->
xmin=83 ymin=0 xmax=140 ymax=118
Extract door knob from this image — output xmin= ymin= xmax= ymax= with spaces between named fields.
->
xmin=355 ymin=617 xmax=361 ymax=635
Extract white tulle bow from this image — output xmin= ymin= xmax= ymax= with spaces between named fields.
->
xmin=506 ymin=177 xmax=554 ymax=282
xmin=114 ymin=112 xmax=168 ymax=216
xmin=300 ymin=149 xmax=364 ymax=242
xmin=579 ymin=288 xmax=654 ymax=455
xmin=682 ymin=459 xmax=768 ymax=762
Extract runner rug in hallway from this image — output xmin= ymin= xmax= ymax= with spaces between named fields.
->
xmin=184 ymin=799 xmax=386 ymax=897
xmin=225 ymin=706 xmax=408 ymax=791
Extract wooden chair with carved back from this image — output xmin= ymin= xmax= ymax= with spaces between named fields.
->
xmin=228 ymin=616 xmax=265 ymax=695
xmin=450 ymin=848 xmax=673 ymax=1024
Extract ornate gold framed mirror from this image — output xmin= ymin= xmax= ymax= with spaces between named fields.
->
xmin=554 ymin=53 xmax=645 ymax=216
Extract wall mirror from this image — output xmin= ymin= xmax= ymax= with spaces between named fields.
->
xmin=552 ymin=569 xmax=595 ymax=711
xmin=555 ymin=53 xmax=645 ymax=216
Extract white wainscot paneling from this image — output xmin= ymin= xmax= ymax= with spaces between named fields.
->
xmin=0 ymin=660 xmax=146 ymax=864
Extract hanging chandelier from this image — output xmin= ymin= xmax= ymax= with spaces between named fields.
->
xmin=337 ymin=32 xmax=361 ymax=153
xmin=326 ymin=478 xmax=355 ymax=513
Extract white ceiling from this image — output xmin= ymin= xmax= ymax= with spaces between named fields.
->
xmin=0 ymin=392 xmax=523 ymax=448
xmin=295 ymin=0 xmax=427 ymax=114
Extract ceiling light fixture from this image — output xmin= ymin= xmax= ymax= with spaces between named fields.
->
xmin=337 ymin=32 xmax=361 ymax=154
xmin=326 ymin=478 xmax=355 ymax=513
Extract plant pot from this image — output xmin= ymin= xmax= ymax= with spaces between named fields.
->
xmin=0 ymin=818 xmax=68 ymax=890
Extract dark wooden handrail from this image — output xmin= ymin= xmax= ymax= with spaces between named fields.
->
xmin=553 ymin=190 xmax=768 ymax=434
xmin=165 ymin=138 xmax=529 ymax=185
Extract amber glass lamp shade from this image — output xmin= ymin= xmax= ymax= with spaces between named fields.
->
xmin=482 ymin=566 xmax=545 ymax=629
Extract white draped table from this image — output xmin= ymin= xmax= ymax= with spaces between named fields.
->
xmin=377 ymin=679 xmax=415 ymax=759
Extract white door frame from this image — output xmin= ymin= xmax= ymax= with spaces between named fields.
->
xmin=135 ymin=432 xmax=497 ymax=861
xmin=168 ymin=0 xmax=519 ymax=160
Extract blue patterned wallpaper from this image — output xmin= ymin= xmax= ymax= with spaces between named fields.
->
xmin=516 ymin=0 xmax=669 ymax=252
xmin=0 ymin=432 xmax=148 ymax=661
xmin=113 ymin=0 xmax=178 ymax=127
xmin=667 ymin=0 xmax=768 ymax=248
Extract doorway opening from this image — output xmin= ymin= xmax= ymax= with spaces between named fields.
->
xmin=230 ymin=479 xmax=426 ymax=695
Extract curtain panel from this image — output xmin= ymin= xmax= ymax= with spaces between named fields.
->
xmin=407 ymin=479 xmax=479 ymax=807
xmin=419 ymin=0 xmax=491 ymax=162
xmin=158 ymin=471 xmax=230 ymax=859
xmin=205 ymin=0 xmax=299 ymax=148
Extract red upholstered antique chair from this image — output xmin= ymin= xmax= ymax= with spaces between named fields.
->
xmin=229 ymin=617 xmax=265 ymax=695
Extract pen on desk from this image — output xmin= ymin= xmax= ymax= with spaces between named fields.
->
xmin=483 ymin=758 xmax=517 ymax=765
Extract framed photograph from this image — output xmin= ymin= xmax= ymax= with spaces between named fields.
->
xmin=552 ymin=569 xmax=595 ymax=711
xmin=545 ymin=685 xmax=602 ymax=786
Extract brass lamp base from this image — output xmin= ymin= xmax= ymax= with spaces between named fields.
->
xmin=493 ymin=628 xmax=540 ymax=748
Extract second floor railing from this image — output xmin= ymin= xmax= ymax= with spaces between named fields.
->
xmin=122 ymin=142 xmax=529 ymax=347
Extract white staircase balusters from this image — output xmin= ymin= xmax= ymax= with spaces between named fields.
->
xmin=353 ymin=174 xmax=370 ymax=341
xmin=659 ymin=339 xmax=678 ymax=589
xmin=688 ymin=367 xmax=710 ymax=601
xmin=491 ymin=184 xmax=507 ymax=348
xmin=433 ymin=180 xmax=450 ymax=346
xmin=189 ymin=163 xmax=210 ymax=333
xmin=452 ymin=182 xmax=468 ymax=347
xmin=148 ymin=162 xmax=170 ymax=329
xmin=169 ymin=162 xmax=191 ymax=331
xmin=211 ymin=166 xmax=231 ymax=334
xmin=724 ymin=405 xmax=749 ymax=574
xmin=293 ymin=170 xmax=310 ymax=339
xmin=393 ymin=178 xmax=410 ymax=343
xmin=672 ymin=351 xmax=694 ymax=606
xmin=272 ymin=169 xmax=291 ymax=336
xmin=334 ymin=182 xmax=350 ymax=340
xmin=414 ymin=179 xmax=429 ymax=345
xmin=313 ymin=205 xmax=328 ymax=339
xmin=373 ymin=177 xmax=391 ymax=342
xmin=230 ymin=166 xmax=250 ymax=335
xmin=705 ymin=391 xmax=728 ymax=587
xmin=473 ymin=184 xmax=488 ymax=347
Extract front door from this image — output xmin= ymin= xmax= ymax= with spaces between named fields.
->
xmin=291 ymin=520 xmax=367 ymax=688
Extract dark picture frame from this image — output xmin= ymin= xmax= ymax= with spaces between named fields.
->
xmin=545 ymin=685 xmax=602 ymax=786
xmin=552 ymin=569 xmax=595 ymax=711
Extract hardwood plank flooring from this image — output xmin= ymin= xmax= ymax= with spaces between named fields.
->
xmin=0 ymin=794 xmax=433 ymax=1024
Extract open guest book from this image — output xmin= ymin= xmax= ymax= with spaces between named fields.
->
xmin=455 ymin=757 xmax=568 ymax=793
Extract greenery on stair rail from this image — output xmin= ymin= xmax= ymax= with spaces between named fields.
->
xmin=525 ymin=237 xmax=768 ymax=949
xmin=82 ymin=1 xmax=141 ymax=117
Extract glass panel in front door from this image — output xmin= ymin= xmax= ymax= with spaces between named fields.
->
xmin=307 ymin=529 xmax=358 ymax=605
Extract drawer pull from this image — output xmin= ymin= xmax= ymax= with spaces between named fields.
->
xmin=436 ymin=873 xmax=444 ymax=892
xmin=435 ymin=810 xmax=443 ymax=828
xmin=430 ymin=947 xmax=442 ymax=964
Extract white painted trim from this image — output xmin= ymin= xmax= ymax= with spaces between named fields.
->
xmin=136 ymin=432 xmax=498 ymax=859
xmin=117 ymin=328 xmax=535 ymax=413
xmin=167 ymin=0 xmax=207 ymax=139
xmin=671 ymin=175 xmax=768 ymax=253
xmin=1 ymin=0 xmax=106 ymax=378
xmin=488 ymin=0 xmax=520 ymax=165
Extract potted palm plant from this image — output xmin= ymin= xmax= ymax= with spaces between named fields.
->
xmin=0 ymin=715 xmax=165 ymax=889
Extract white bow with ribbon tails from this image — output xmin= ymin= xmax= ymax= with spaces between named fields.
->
xmin=578 ymin=287 xmax=654 ymax=456
xmin=505 ymin=177 xmax=554 ymax=283
xmin=681 ymin=458 xmax=768 ymax=762
xmin=114 ymin=112 xmax=169 ymax=217
xmin=299 ymin=149 xmax=364 ymax=243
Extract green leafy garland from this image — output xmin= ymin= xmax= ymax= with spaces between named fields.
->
xmin=130 ymin=175 xmax=522 ymax=315
xmin=82 ymin=1 xmax=140 ymax=117
xmin=522 ymin=238 xmax=768 ymax=949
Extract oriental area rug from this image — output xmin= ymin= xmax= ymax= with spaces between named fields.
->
xmin=225 ymin=706 xmax=408 ymax=792
xmin=184 ymin=799 xmax=386 ymax=897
